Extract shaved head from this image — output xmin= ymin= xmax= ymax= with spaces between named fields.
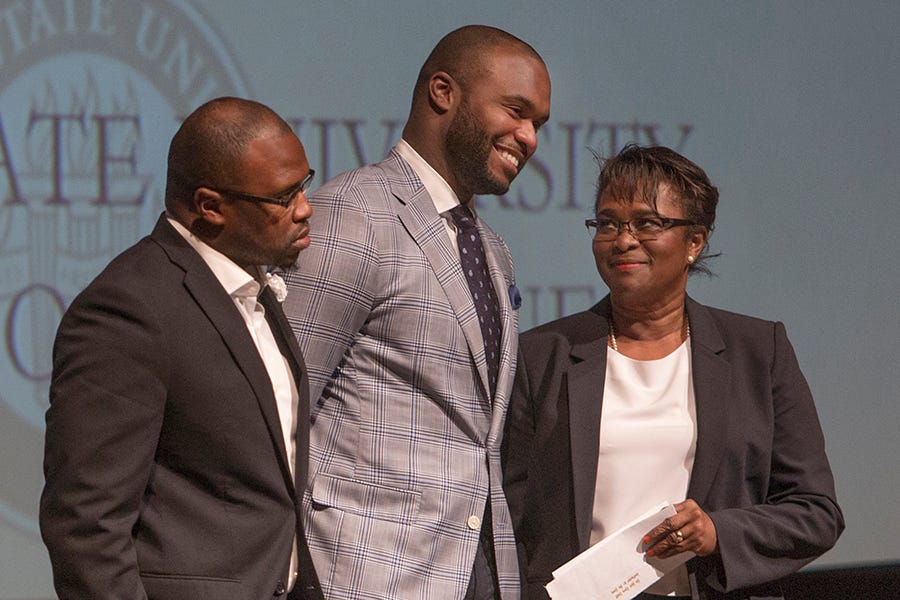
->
xmin=411 ymin=25 xmax=545 ymax=104
xmin=162 ymin=96 xmax=312 ymax=268
xmin=165 ymin=96 xmax=294 ymax=211
xmin=402 ymin=25 xmax=550 ymax=201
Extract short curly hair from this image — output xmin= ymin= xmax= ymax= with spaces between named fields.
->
xmin=594 ymin=144 xmax=719 ymax=275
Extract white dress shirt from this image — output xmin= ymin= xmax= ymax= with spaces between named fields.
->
xmin=592 ymin=341 xmax=697 ymax=596
xmin=395 ymin=139 xmax=472 ymax=256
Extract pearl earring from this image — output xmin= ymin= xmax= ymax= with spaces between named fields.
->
xmin=687 ymin=255 xmax=695 ymax=264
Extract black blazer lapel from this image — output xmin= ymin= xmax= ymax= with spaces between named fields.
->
xmin=568 ymin=300 xmax=611 ymax=551
xmin=150 ymin=217 xmax=294 ymax=490
xmin=259 ymin=284 xmax=323 ymax=595
xmin=387 ymin=152 xmax=495 ymax=421
xmin=568 ymin=337 xmax=607 ymax=551
xmin=685 ymin=297 xmax=731 ymax=506
xmin=259 ymin=285 xmax=312 ymax=493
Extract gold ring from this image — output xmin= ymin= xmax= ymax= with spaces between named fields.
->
xmin=676 ymin=530 xmax=684 ymax=541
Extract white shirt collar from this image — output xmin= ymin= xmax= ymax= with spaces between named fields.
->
xmin=166 ymin=216 xmax=264 ymax=298
xmin=395 ymin=139 xmax=473 ymax=216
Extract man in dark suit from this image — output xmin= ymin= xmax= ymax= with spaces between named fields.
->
xmin=40 ymin=97 xmax=323 ymax=600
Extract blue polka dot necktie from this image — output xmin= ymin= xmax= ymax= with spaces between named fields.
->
xmin=448 ymin=204 xmax=501 ymax=397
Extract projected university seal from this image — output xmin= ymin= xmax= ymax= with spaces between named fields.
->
xmin=0 ymin=0 xmax=249 ymax=538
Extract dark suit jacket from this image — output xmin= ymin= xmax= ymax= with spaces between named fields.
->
xmin=502 ymin=296 xmax=844 ymax=600
xmin=40 ymin=215 xmax=323 ymax=600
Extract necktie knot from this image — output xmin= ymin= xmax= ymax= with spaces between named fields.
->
xmin=448 ymin=204 xmax=477 ymax=232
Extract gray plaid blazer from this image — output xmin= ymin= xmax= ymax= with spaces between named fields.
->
xmin=282 ymin=149 xmax=521 ymax=599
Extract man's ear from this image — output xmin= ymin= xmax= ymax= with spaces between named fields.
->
xmin=428 ymin=71 xmax=458 ymax=114
xmin=193 ymin=187 xmax=227 ymax=226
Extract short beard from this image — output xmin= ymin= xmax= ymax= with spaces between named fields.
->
xmin=444 ymin=100 xmax=510 ymax=197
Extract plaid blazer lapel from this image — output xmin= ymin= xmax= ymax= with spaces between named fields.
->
xmin=477 ymin=221 xmax=519 ymax=439
xmin=390 ymin=176 xmax=494 ymax=404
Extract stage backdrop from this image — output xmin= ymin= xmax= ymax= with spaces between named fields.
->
xmin=1 ymin=1 xmax=897 ymax=597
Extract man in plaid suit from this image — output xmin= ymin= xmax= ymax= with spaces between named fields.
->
xmin=282 ymin=25 xmax=551 ymax=600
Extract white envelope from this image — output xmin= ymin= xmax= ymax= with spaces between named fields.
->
xmin=545 ymin=503 xmax=695 ymax=600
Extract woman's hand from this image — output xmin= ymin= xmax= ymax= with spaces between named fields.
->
xmin=643 ymin=499 xmax=718 ymax=558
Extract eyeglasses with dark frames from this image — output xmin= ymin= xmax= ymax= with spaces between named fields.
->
xmin=213 ymin=170 xmax=315 ymax=208
xmin=585 ymin=215 xmax=696 ymax=241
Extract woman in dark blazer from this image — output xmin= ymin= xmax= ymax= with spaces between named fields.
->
xmin=503 ymin=145 xmax=843 ymax=600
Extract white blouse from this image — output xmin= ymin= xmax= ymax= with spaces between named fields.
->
xmin=591 ymin=341 xmax=697 ymax=596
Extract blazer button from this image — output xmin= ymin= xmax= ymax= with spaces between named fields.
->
xmin=467 ymin=515 xmax=481 ymax=530
xmin=273 ymin=580 xmax=286 ymax=596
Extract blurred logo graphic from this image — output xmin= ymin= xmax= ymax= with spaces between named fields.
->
xmin=0 ymin=0 xmax=248 ymax=537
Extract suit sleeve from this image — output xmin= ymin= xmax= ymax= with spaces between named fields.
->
xmin=502 ymin=347 xmax=534 ymax=532
xmin=40 ymin=279 xmax=167 ymax=600
xmin=502 ymin=346 xmax=537 ymax=591
xmin=704 ymin=321 xmax=845 ymax=592
xmin=281 ymin=185 xmax=381 ymax=408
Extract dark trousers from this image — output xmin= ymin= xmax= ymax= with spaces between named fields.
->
xmin=463 ymin=501 xmax=500 ymax=600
